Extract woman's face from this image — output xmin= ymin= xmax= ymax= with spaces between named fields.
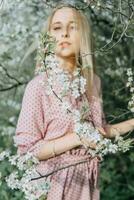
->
xmin=49 ymin=7 xmax=80 ymax=58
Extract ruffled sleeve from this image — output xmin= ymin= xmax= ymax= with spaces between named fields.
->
xmin=13 ymin=76 xmax=47 ymax=157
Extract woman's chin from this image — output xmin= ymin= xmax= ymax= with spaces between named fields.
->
xmin=56 ymin=49 xmax=75 ymax=58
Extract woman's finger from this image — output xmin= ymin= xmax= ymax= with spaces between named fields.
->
xmin=81 ymin=137 xmax=89 ymax=147
xmin=96 ymin=127 xmax=107 ymax=136
xmin=81 ymin=137 xmax=96 ymax=149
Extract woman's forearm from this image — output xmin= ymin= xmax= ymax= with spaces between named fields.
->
xmin=105 ymin=118 xmax=134 ymax=138
xmin=35 ymin=133 xmax=82 ymax=161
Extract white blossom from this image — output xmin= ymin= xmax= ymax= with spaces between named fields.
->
xmin=9 ymin=152 xmax=39 ymax=171
xmin=126 ymin=68 xmax=134 ymax=113
xmin=73 ymin=109 xmax=81 ymax=122
xmin=6 ymin=171 xmax=20 ymax=190
xmin=130 ymin=87 xmax=134 ymax=92
xmin=127 ymin=68 xmax=133 ymax=76
xmin=9 ymin=154 xmax=20 ymax=165
xmin=80 ymin=77 xmax=86 ymax=94
xmin=128 ymin=77 xmax=133 ymax=82
xmin=130 ymin=107 xmax=134 ymax=112
xmin=0 ymin=150 xmax=10 ymax=161
xmin=61 ymin=101 xmax=72 ymax=112
xmin=107 ymin=144 xmax=118 ymax=153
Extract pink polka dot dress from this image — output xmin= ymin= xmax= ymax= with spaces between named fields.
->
xmin=14 ymin=69 xmax=107 ymax=200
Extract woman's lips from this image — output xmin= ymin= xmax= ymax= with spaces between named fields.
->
xmin=60 ymin=42 xmax=71 ymax=48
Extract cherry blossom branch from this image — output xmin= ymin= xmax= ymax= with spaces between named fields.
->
xmin=31 ymin=158 xmax=92 ymax=181
xmin=0 ymin=65 xmax=21 ymax=84
xmin=108 ymin=111 xmax=132 ymax=123
xmin=0 ymin=64 xmax=27 ymax=92
xmin=0 ymin=82 xmax=27 ymax=92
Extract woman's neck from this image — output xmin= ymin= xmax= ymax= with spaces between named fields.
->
xmin=56 ymin=55 xmax=77 ymax=74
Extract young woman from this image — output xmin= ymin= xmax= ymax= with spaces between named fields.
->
xmin=14 ymin=3 xmax=134 ymax=200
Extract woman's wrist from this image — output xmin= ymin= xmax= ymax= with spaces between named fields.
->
xmin=130 ymin=118 xmax=134 ymax=129
xmin=51 ymin=140 xmax=57 ymax=157
xmin=72 ymin=132 xmax=83 ymax=146
xmin=108 ymin=118 xmax=134 ymax=138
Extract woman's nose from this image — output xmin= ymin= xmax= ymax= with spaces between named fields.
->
xmin=61 ymin=29 xmax=69 ymax=38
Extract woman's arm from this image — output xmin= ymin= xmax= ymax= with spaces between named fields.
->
xmin=104 ymin=118 xmax=134 ymax=138
xmin=35 ymin=132 xmax=82 ymax=161
xmin=94 ymin=75 xmax=134 ymax=138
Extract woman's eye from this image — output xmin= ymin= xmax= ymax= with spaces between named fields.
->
xmin=70 ymin=26 xmax=74 ymax=29
xmin=70 ymin=25 xmax=77 ymax=30
xmin=53 ymin=27 xmax=61 ymax=30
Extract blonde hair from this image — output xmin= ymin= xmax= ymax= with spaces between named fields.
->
xmin=35 ymin=3 xmax=97 ymax=101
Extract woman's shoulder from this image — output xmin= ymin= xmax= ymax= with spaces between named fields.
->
xmin=25 ymin=72 xmax=46 ymax=94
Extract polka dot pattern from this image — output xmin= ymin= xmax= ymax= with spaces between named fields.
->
xmin=14 ymin=72 xmax=106 ymax=200
xmin=31 ymin=147 xmax=100 ymax=200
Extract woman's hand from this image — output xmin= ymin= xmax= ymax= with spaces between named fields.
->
xmin=96 ymin=127 xmax=107 ymax=137
xmin=96 ymin=119 xmax=134 ymax=138
xmin=77 ymin=127 xmax=108 ymax=149
xmin=71 ymin=126 xmax=108 ymax=150
xmin=70 ymin=132 xmax=96 ymax=149
xmin=80 ymin=136 xmax=97 ymax=149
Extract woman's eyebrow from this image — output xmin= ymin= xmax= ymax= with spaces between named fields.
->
xmin=69 ymin=20 xmax=77 ymax=24
xmin=52 ymin=20 xmax=77 ymax=26
xmin=52 ymin=22 xmax=61 ymax=26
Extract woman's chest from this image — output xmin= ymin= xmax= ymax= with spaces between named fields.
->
xmin=43 ymin=92 xmax=93 ymax=131
xmin=42 ymin=93 xmax=76 ymax=139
